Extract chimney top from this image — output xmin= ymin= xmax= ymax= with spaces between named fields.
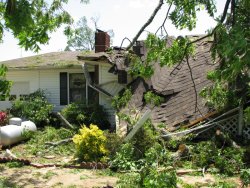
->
xmin=95 ymin=31 xmax=110 ymax=53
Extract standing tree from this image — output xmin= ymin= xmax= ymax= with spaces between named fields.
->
xmin=65 ymin=16 xmax=95 ymax=51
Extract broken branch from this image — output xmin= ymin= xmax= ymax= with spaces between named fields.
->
xmin=55 ymin=112 xmax=74 ymax=129
xmin=45 ymin=138 xmax=72 ymax=146
xmin=126 ymin=0 xmax=164 ymax=50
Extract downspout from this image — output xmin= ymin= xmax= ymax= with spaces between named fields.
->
xmin=81 ymin=64 xmax=113 ymax=98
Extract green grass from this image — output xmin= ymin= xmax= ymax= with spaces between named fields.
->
xmin=0 ymin=177 xmax=20 ymax=188
xmin=11 ymin=126 xmax=76 ymax=163
xmin=42 ymin=170 xmax=58 ymax=180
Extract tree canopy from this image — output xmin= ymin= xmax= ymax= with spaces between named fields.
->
xmin=0 ymin=0 xmax=88 ymax=52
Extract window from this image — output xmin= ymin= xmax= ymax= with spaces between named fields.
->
xmin=60 ymin=72 xmax=98 ymax=105
xmin=69 ymin=73 xmax=86 ymax=103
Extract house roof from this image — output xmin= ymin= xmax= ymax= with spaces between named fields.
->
xmin=0 ymin=51 xmax=84 ymax=70
xmin=78 ymin=36 xmax=217 ymax=131
xmin=119 ymin=37 xmax=217 ymax=131
xmin=77 ymin=48 xmax=128 ymax=70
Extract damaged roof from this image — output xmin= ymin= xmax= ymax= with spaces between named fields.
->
xmin=78 ymin=36 xmax=217 ymax=131
xmin=120 ymin=37 xmax=217 ymax=131
xmin=0 ymin=51 xmax=83 ymax=69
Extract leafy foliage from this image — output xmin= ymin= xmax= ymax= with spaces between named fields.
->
xmin=61 ymin=102 xmax=110 ymax=130
xmin=104 ymin=132 xmax=123 ymax=160
xmin=0 ymin=0 xmax=89 ymax=52
xmin=144 ymin=91 xmax=164 ymax=106
xmin=240 ymin=168 xmax=250 ymax=187
xmin=25 ymin=126 xmax=74 ymax=156
xmin=129 ymin=33 xmax=195 ymax=78
xmin=111 ymin=142 xmax=137 ymax=170
xmin=200 ymin=82 xmax=238 ymax=110
xmin=0 ymin=64 xmax=12 ymax=101
xmin=72 ymin=124 xmax=108 ymax=162
xmin=111 ymin=88 xmax=132 ymax=111
xmin=10 ymin=90 xmax=53 ymax=126
xmin=191 ymin=141 xmax=244 ymax=176
xmin=167 ymin=0 xmax=216 ymax=30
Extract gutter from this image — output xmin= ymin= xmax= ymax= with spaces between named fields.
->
xmin=81 ymin=64 xmax=113 ymax=98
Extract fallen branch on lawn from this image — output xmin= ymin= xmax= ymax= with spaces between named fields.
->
xmin=45 ymin=138 xmax=72 ymax=146
xmin=55 ymin=112 xmax=74 ymax=129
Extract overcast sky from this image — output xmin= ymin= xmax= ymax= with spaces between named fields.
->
xmin=0 ymin=0 xmax=226 ymax=61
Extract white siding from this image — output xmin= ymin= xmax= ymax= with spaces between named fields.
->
xmin=0 ymin=65 xmax=133 ymax=128
xmin=99 ymin=64 xmax=126 ymax=126
xmin=0 ymin=69 xmax=83 ymax=112
xmin=0 ymin=70 xmax=39 ymax=110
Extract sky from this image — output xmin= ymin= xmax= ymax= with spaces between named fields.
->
xmin=0 ymin=0 xmax=226 ymax=61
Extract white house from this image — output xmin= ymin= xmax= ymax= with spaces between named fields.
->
xmin=0 ymin=31 xmax=131 ymax=126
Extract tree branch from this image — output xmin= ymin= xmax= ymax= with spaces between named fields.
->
xmin=126 ymin=0 xmax=164 ymax=50
xmin=155 ymin=2 xmax=173 ymax=36
xmin=220 ymin=0 xmax=232 ymax=23
xmin=185 ymin=55 xmax=203 ymax=116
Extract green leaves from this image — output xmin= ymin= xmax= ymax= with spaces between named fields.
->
xmin=144 ymin=91 xmax=164 ymax=106
xmin=1 ymin=0 xmax=88 ymax=52
xmin=167 ymin=0 xmax=216 ymax=30
xmin=0 ymin=65 xmax=12 ymax=100
xmin=112 ymin=88 xmax=132 ymax=111
xmin=129 ymin=33 xmax=194 ymax=78
xmin=200 ymin=82 xmax=238 ymax=110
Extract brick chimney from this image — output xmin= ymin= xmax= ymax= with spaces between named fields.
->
xmin=95 ymin=30 xmax=110 ymax=53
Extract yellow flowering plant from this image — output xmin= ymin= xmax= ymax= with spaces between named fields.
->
xmin=73 ymin=124 xmax=108 ymax=162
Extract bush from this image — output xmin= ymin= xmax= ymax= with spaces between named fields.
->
xmin=240 ymin=168 xmax=250 ymax=187
xmin=61 ymin=102 xmax=110 ymax=130
xmin=131 ymin=120 xmax=160 ymax=159
xmin=111 ymin=142 xmax=137 ymax=170
xmin=72 ymin=124 xmax=108 ymax=162
xmin=10 ymin=90 xmax=53 ymax=127
xmin=104 ymin=132 xmax=123 ymax=160
xmin=191 ymin=141 xmax=244 ymax=176
xmin=0 ymin=111 xmax=8 ymax=126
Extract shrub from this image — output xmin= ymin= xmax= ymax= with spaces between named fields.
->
xmin=111 ymin=142 xmax=137 ymax=170
xmin=143 ymin=170 xmax=177 ymax=188
xmin=10 ymin=90 xmax=53 ymax=127
xmin=240 ymin=168 xmax=250 ymax=187
xmin=0 ymin=111 xmax=8 ymax=126
xmin=72 ymin=124 xmax=108 ymax=162
xmin=131 ymin=120 xmax=160 ymax=159
xmin=191 ymin=141 xmax=244 ymax=176
xmin=61 ymin=102 xmax=110 ymax=130
xmin=104 ymin=132 xmax=123 ymax=160
xmin=116 ymin=172 xmax=141 ymax=188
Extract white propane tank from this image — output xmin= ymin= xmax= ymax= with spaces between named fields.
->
xmin=0 ymin=125 xmax=23 ymax=146
xmin=21 ymin=121 xmax=37 ymax=131
xmin=0 ymin=120 xmax=37 ymax=146
xmin=9 ymin=117 xmax=22 ymax=126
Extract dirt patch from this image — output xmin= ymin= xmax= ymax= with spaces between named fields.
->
xmin=0 ymin=165 xmax=117 ymax=188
